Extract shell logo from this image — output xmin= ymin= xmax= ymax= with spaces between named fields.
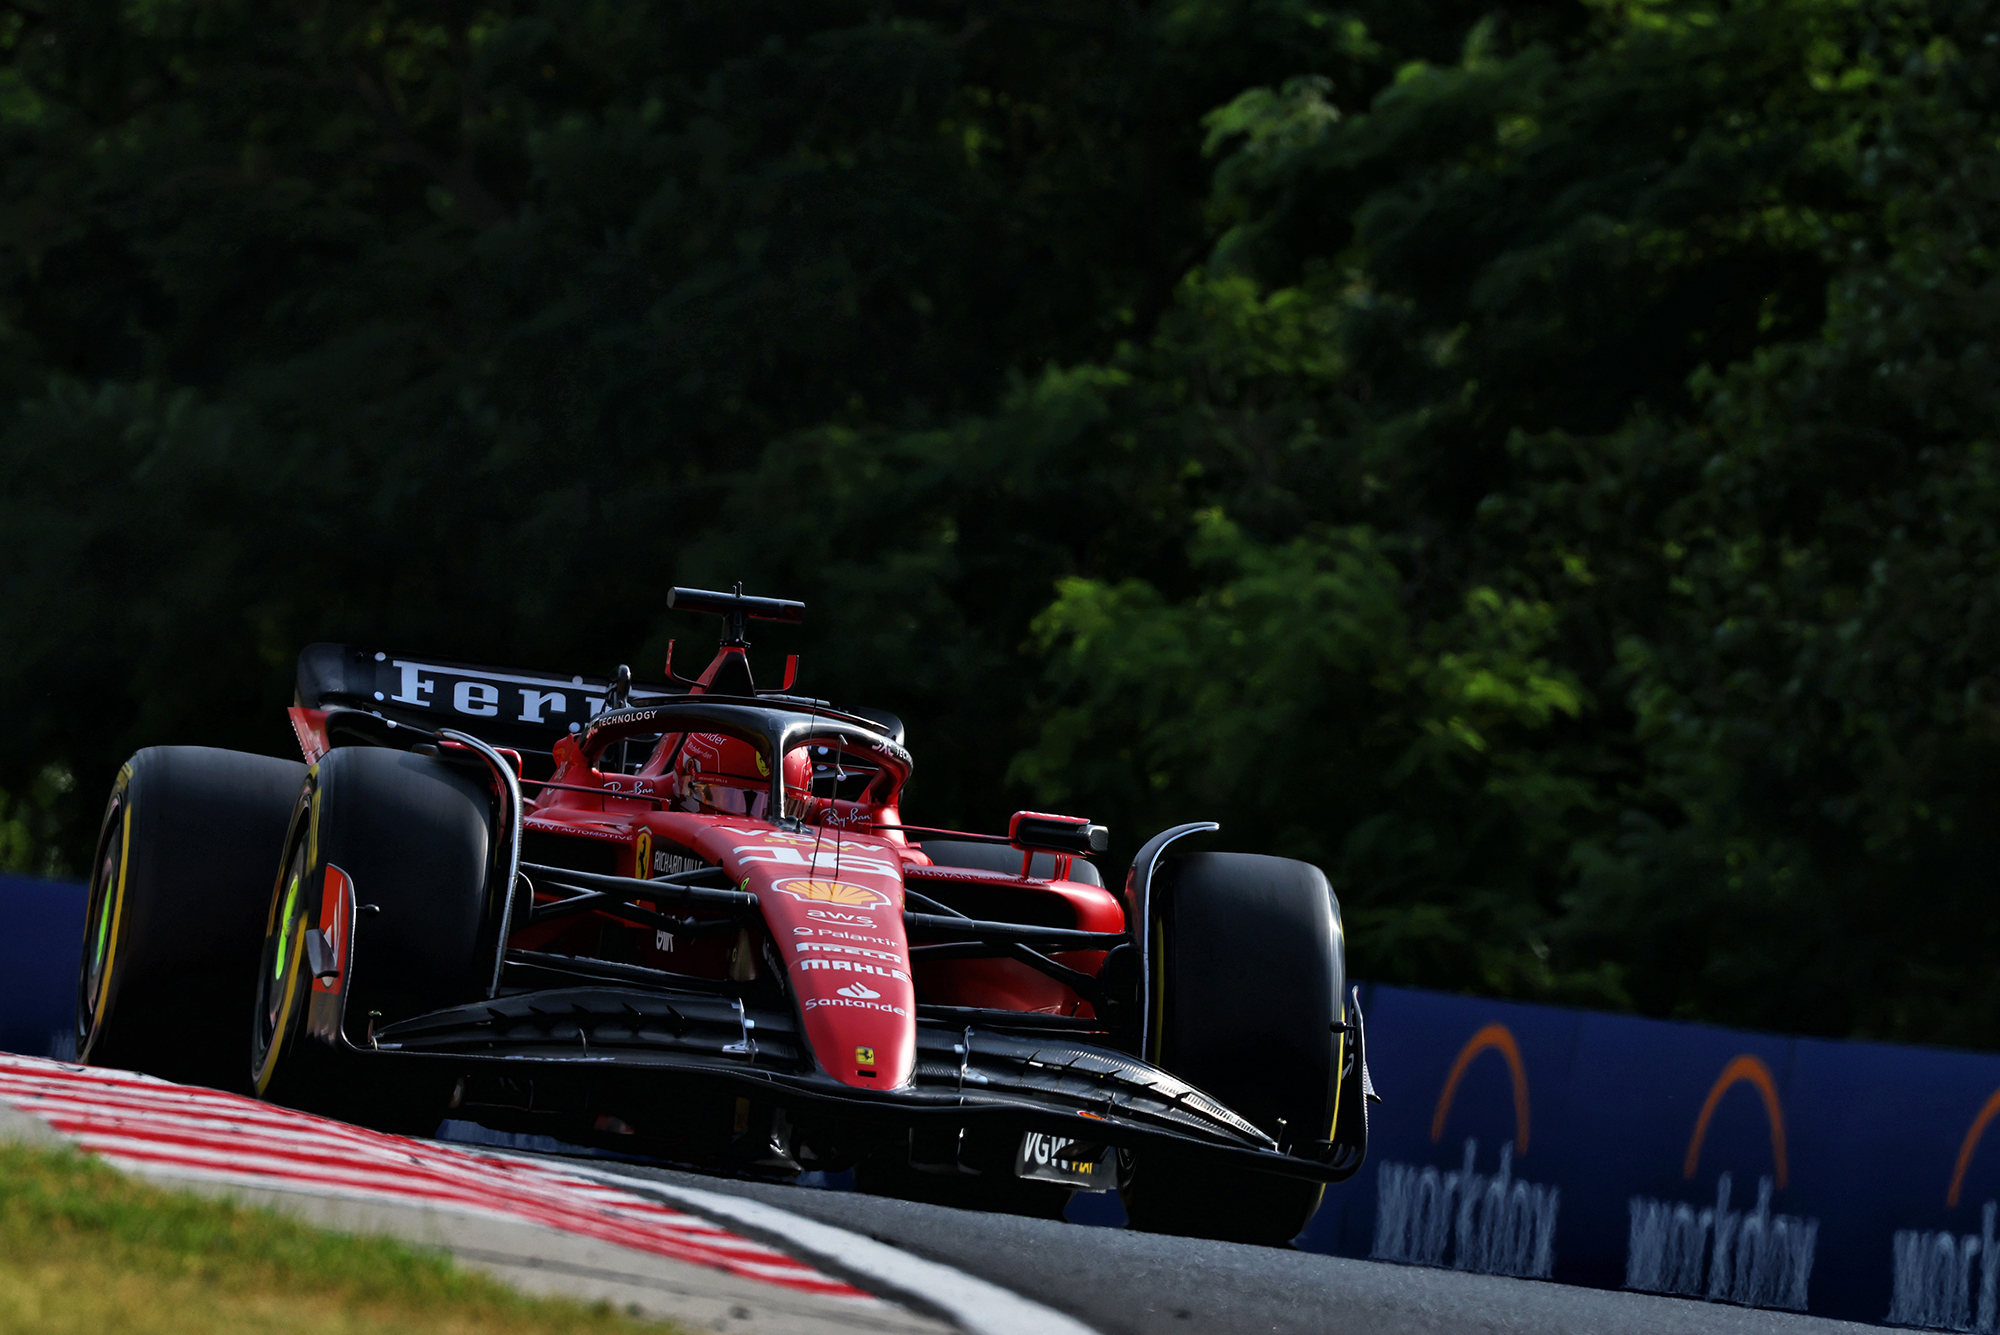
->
xmin=769 ymin=878 xmax=890 ymax=909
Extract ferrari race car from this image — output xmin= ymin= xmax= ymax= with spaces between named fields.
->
xmin=75 ymin=586 xmax=1372 ymax=1244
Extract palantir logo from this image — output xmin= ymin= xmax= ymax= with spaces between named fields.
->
xmin=1625 ymin=1054 xmax=1818 ymax=1311
xmin=1371 ymin=1023 xmax=1560 ymax=1278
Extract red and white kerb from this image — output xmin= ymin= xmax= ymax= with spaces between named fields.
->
xmin=0 ymin=1054 xmax=868 ymax=1300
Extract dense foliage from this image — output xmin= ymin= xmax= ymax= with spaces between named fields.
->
xmin=5 ymin=0 xmax=1998 ymax=1044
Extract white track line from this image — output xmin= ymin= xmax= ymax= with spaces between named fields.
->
xmin=517 ymin=1157 xmax=1102 ymax=1335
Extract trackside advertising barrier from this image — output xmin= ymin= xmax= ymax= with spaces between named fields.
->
xmin=6 ymin=872 xmax=2000 ymax=1327
xmin=1302 ymin=984 xmax=2000 ymax=1328
xmin=0 ymin=874 xmax=83 ymax=1061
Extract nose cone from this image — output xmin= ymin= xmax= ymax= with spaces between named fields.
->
xmin=664 ymin=817 xmax=916 ymax=1089
xmin=765 ymin=872 xmax=916 ymax=1089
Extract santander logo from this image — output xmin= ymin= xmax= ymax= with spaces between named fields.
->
xmin=836 ymin=982 xmax=881 ymax=1000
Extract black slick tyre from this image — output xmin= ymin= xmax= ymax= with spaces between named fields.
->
xmin=1120 ymin=851 xmax=1345 ymax=1247
xmin=251 ymin=745 xmax=494 ymax=1133
xmin=76 ymin=746 xmax=306 ymax=1091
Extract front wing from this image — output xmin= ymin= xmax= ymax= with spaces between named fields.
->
xmin=366 ymin=982 xmax=1360 ymax=1185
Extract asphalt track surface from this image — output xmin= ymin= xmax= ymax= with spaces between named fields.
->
xmin=526 ymin=1155 xmax=1888 ymax=1335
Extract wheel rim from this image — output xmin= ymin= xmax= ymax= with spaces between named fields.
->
xmin=251 ymin=833 xmax=311 ymax=1095
xmin=75 ymin=786 xmax=131 ymax=1059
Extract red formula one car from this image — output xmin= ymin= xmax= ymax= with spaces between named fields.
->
xmin=75 ymin=587 xmax=1371 ymax=1244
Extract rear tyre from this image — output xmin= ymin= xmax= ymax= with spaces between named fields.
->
xmin=1120 ymin=852 xmax=1344 ymax=1247
xmin=251 ymin=746 xmax=493 ymax=1133
xmin=76 ymin=747 xmax=306 ymax=1091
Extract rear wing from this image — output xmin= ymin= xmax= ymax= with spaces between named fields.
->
xmin=296 ymin=644 xmax=682 ymax=758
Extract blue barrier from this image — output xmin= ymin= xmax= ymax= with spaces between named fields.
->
xmin=0 ymin=874 xmax=84 ymax=1060
xmin=1300 ymin=983 xmax=2000 ymax=1326
xmin=10 ymin=868 xmax=2000 ymax=1326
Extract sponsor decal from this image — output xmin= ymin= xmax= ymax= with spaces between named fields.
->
xmin=385 ymin=660 xmax=608 ymax=723
xmin=1888 ymin=1085 xmax=2000 ymax=1330
xmin=1622 ymin=1054 xmax=1815 ymax=1310
xmin=1889 ymin=1203 xmax=1999 ymax=1331
xmin=731 ymin=844 xmax=899 ymax=877
xmin=802 ymin=997 xmax=908 ymax=1017
xmin=721 ymin=828 xmax=883 ymax=853
xmin=388 ymin=661 xmax=435 ymax=707
xmin=793 ymin=927 xmax=897 ymax=947
xmin=805 ymin=908 xmax=879 ymax=926
xmin=767 ymin=878 xmax=890 ymax=910
xmin=653 ymin=849 xmax=706 ymax=876
xmin=1375 ymin=1140 xmax=1560 ymax=1280
xmin=1016 ymin=1133 xmax=1115 ymax=1191
xmin=453 ymin=681 xmax=501 ymax=716
xmin=798 ymin=958 xmax=909 ymax=984
xmin=633 ymin=829 xmax=651 ymax=879
xmin=602 ymin=777 xmax=661 ymax=798
xmin=795 ymin=941 xmax=904 ymax=964
xmin=836 ymin=981 xmax=881 ymax=1000
xmin=855 ymin=1046 xmax=876 ymax=1067
xmin=653 ymin=929 xmax=675 ymax=953
xmin=518 ymin=688 xmax=566 ymax=723
xmin=1374 ymin=1023 xmax=1559 ymax=1280
xmin=1626 ymin=1173 xmax=1814 ymax=1310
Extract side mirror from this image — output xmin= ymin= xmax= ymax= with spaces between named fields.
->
xmin=1009 ymin=811 xmax=1109 ymax=856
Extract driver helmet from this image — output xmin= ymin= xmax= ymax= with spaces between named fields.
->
xmin=671 ymin=733 xmax=813 ymax=820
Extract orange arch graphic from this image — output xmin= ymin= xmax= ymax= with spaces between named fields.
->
xmin=1431 ymin=1023 xmax=1530 ymax=1155
xmin=1684 ymin=1054 xmax=1788 ymax=1188
xmin=1946 ymin=1087 xmax=2000 ymax=1208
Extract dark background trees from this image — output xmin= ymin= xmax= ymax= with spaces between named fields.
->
xmin=5 ymin=0 xmax=1998 ymax=1046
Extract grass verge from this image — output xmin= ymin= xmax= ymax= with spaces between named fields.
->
xmin=0 ymin=1140 xmax=679 ymax=1334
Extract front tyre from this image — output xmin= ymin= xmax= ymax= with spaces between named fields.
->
xmin=252 ymin=746 xmax=493 ymax=1132
xmin=1121 ymin=851 xmax=1346 ymax=1247
xmin=76 ymin=747 xmax=305 ymax=1091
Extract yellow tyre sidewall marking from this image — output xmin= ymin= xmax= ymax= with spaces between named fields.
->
xmin=255 ymin=795 xmax=313 ymax=1098
xmin=85 ymin=787 xmax=135 ymax=1055
xmin=1147 ymin=916 xmax=1167 ymax=1067
xmin=254 ymin=915 xmax=308 ymax=1097
xmin=1329 ymin=997 xmax=1346 ymax=1143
